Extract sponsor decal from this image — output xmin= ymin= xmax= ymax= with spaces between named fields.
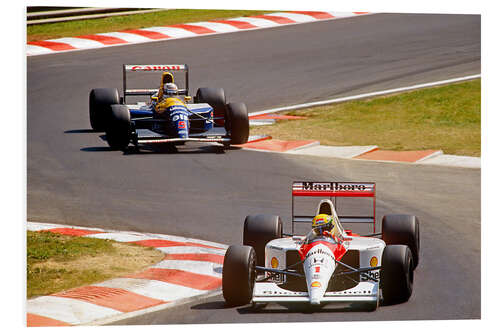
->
xmin=315 ymin=266 xmax=320 ymax=273
xmin=312 ymin=274 xmax=321 ymax=279
xmin=311 ymin=281 xmax=321 ymax=288
xmin=361 ymin=270 xmax=380 ymax=282
xmin=131 ymin=65 xmax=182 ymax=71
xmin=178 ymin=121 xmax=186 ymax=129
xmin=172 ymin=114 xmax=188 ymax=122
xmin=313 ymin=257 xmax=324 ymax=264
xmin=370 ymin=256 xmax=378 ymax=267
xmin=306 ymin=248 xmax=335 ymax=261
xmin=302 ymin=182 xmax=367 ymax=192
xmin=271 ymin=257 xmax=279 ymax=269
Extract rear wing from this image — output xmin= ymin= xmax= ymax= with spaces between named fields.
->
xmin=292 ymin=181 xmax=376 ymax=234
xmin=122 ymin=64 xmax=189 ymax=103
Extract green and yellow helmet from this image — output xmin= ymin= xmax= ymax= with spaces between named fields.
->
xmin=312 ymin=214 xmax=334 ymax=234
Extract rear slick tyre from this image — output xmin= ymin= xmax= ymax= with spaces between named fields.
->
xmin=89 ymin=88 xmax=120 ymax=131
xmin=382 ymin=215 xmax=420 ymax=268
xmin=243 ymin=215 xmax=282 ymax=266
xmin=195 ymin=88 xmax=226 ymax=126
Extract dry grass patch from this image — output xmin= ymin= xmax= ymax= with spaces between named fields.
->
xmin=251 ymin=80 xmax=481 ymax=156
xmin=27 ymin=231 xmax=164 ymax=298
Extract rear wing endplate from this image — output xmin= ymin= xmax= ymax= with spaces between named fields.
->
xmin=292 ymin=181 xmax=376 ymax=234
xmin=122 ymin=64 xmax=189 ymax=103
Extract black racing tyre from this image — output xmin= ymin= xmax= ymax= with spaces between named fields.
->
xmin=195 ymin=88 xmax=226 ymax=126
xmin=226 ymin=102 xmax=249 ymax=144
xmin=382 ymin=215 xmax=420 ymax=269
xmin=105 ymin=104 xmax=131 ymax=151
xmin=89 ymin=88 xmax=120 ymax=131
xmin=380 ymin=245 xmax=414 ymax=305
xmin=243 ymin=215 xmax=282 ymax=266
xmin=222 ymin=245 xmax=256 ymax=306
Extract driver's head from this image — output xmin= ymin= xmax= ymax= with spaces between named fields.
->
xmin=162 ymin=72 xmax=174 ymax=84
xmin=164 ymin=83 xmax=178 ymax=95
xmin=312 ymin=214 xmax=334 ymax=235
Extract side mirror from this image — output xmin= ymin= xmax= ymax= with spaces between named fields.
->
xmin=184 ymin=96 xmax=192 ymax=102
xmin=151 ymin=96 xmax=158 ymax=101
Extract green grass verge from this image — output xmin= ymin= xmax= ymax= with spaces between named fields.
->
xmin=251 ymin=80 xmax=481 ymax=156
xmin=27 ymin=231 xmax=162 ymax=298
xmin=27 ymin=9 xmax=273 ymax=42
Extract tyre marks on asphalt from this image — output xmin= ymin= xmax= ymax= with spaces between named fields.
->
xmin=26 ymin=222 xmax=228 ymax=327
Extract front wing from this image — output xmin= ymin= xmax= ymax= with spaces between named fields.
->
xmin=134 ymin=127 xmax=230 ymax=144
xmin=252 ymin=281 xmax=379 ymax=304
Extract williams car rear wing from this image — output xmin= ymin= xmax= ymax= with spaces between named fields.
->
xmin=292 ymin=181 xmax=376 ymax=233
xmin=122 ymin=64 xmax=189 ymax=103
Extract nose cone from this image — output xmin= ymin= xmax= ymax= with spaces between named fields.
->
xmin=303 ymin=244 xmax=336 ymax=305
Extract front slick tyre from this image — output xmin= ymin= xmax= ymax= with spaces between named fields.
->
xmin=222 ymin=245 xmax=256 ymax=306
xmin=226 ymin=102 xmax=249 ymax=144
xmin=106 ymin=104 xmax=131 ymax=151
xmin=381 ymin=245 xmax=414 ymax=305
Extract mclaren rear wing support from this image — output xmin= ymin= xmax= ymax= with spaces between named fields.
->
xmin=122 ymin=64 xmax=189 ymax=103
xmin=291 ymin=181 xmax=376 ymax=234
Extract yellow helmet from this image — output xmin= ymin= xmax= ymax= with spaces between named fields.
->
xmin=161 ymin=72 xmax=174 ymax=84
xmin=312 ymin=214 xmax=334 ymax=234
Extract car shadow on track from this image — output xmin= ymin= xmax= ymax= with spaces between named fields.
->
xmin=191 ymin=301 xmax=375 ymax=314
xmin=65 ymin=129 xmax=96 ymax=134
xmin=71 ymin=129 xmax=243 ymax=154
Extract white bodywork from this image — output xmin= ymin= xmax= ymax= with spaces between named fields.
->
xmin=253 ymin=200 xmax=385 ymax=307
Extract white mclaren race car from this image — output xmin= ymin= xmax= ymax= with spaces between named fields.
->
xmin=222 ymin=181 xmax=420 ymax=311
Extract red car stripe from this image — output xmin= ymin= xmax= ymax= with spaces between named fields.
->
xmin=299 ymin=240 xmax=347 ymax=261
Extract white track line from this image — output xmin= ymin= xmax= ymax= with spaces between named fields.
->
xmin=249 ymin=74 xmax=481 ymax=116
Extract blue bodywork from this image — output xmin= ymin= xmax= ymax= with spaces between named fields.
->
xmin=128 ymin=102 xmax=215 ymax=140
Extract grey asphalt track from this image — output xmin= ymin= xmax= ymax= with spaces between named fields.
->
xmin=27 ymin=13 xmax=480 ymax=322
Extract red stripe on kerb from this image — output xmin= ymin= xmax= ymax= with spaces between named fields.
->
xmin=27 ymin=313 xmax=70 ymax=327
xmin=77 ymin=34 xmax=128 ymax=45
xmin=354 ymin=12 xmax=369 ymax=14
xmin=132 ymin=239 xmax=224 ymax=250
xmin=28 ymin=40 xmax=76 ymax=51
xmin=43 ymin=228 xmax=103 ymax=236
xmin=53 ymin=286 xmax=165 ymax=312
xmin=288 ymin=11 xmax=334 ymax=19
xmin=250 ymin=15 xmax=296 ymax=24
xmin=169 ymin=24 xmax=216 ymax=34
xmin=121 ymin=29 xmax=170 ymax=40
xmin=210 ymin=20 xmax=257 ymax=29
xmin=128 ymin=268 xmax=221 ymax=290
xmin=164 ymin=253 xmax=225 ymax=264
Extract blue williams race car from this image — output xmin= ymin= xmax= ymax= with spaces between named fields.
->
xmin=89 ymin=64 xmax=249 ymax=151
